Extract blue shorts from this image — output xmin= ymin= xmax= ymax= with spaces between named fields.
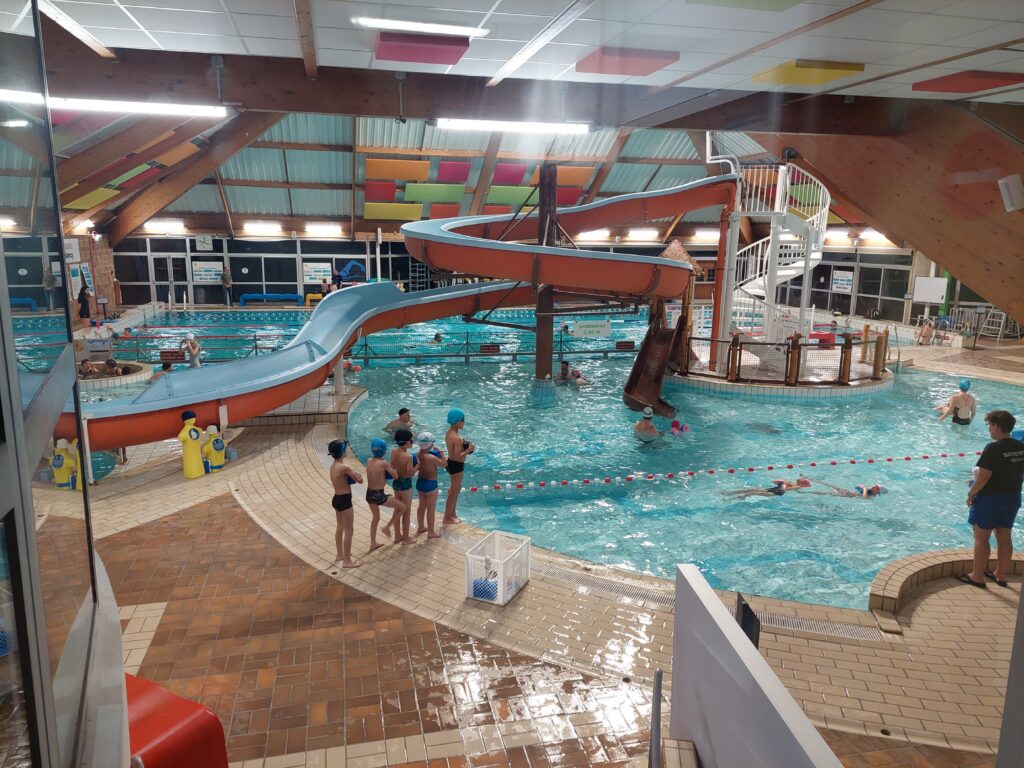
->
xmin=969 ymin=493 xmax=1021 ymax=530
xmin=416 ymin=478 xmax=438 ymax=493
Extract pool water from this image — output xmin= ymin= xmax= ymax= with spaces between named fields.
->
xmin=346 ymin=361 xmax=1023 ymax=608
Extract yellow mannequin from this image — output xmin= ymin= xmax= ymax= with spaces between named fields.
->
xmin=69 ymin=438 xmax=84 ymax=491
xmin=50 ymin=439 xmax=77 ymax=489
xmin=177 ymin=410 xmax=206 ymax=479
xmin=202 ymin=425 xmax=227 ymax=473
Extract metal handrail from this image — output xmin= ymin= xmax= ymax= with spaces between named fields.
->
xmin=648 ymin=668 xmax=663 ymax=768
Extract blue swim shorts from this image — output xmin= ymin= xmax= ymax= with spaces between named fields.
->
xmin=969 ymin=493 xmax=1021 ymax=530
xmin=416 ymin=478 xmax=438 ymax=493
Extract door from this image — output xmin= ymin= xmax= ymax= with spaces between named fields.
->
xmin=152 ymin=255 xmax=189 ymax=304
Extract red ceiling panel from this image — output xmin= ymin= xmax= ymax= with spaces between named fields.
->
xmin=556 ymin=187 xmax=583 ymax=206
xmin=482 ymin=205 xmax=512 ymax=215
xmin=374 ymin=32 xmax=469 ymax=65
xmin=575 ymin=47 xmax=680 ymax=76
xmin=118 ymin=166 xmax=163 ymax=189
xmin=436 ymin=161 xmax=471 ymax=184
xmin=429 ymin=203 xmax=461 ymax=219
xmin=912 ymin=70 xmax=1024 ymax=93
xmin=492 ymin=163 xmax=527 ymax=185
xmin=364 ymin=181 xmax=397 ymax=202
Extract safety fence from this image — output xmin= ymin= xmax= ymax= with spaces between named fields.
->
xmin=682 ymin=329 xmax=890 ymax=386
xmin=465 ymin=449 xmax=981 ymax=494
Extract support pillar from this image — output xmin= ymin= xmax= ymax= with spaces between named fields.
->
xmin=531 ymin=161 xmax=559 ymax=407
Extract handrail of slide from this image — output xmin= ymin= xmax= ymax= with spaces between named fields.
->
xmin=401 ymin=175 xmax=738 ymax=300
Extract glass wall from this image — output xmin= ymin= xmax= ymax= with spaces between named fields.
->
xmin=1 ymin=3 xmax=98 ymax=765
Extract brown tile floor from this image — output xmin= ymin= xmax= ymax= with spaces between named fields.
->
xmin=94 ymin=493 xmax=1000 ymax=767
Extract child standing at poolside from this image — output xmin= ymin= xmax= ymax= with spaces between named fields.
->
xmin=415 ymin=432 xmax=446 ymax=539
xmin=328 ymin=439 xmax=363 ymax=568
xmin=443 ymin=409 xmax=474 ymax=525
xmin=365 ymin=438 xmax=404 ymax=552
xmin=386 ymin=429 xmax=417 ymax=545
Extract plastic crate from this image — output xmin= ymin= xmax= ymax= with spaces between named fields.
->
xmin=465 ymin=531 xmax=530 ymax=606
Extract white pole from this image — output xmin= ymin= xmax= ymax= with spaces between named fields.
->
xmin=375 ymin=228 xmax=383 ymax=283
xmin=80 ymin=417 xmax=95 ymax=486
xmin=218 ymin=403 xmax=229 ymax=432
xmin=364 ymin=241 xmax=371 ymax=284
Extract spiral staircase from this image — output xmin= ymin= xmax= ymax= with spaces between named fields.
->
xmin=707 ymin=138 xmax=831 ymax=343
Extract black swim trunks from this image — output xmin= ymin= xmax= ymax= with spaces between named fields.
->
xmin=766 ymin=484 xmax=785 ymax=496
xmin=366 ymin=488 xmax=389 ymax=505
xmin=393 ymin=477 xmax=412 ymax=492
xmin=332 ymin=493 xmax=352 ymax=511
xmin=953 ymin=416 xmax=971 ymax=425
xmin=447 ymin=459 xmax=465 ymax=474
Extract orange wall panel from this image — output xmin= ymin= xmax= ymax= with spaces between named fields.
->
xmin=365 ymin=158 xmax=430 ymax=181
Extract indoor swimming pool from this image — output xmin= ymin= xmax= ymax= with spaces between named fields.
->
xmin=346 ymin=361 xmax=1023 ymax=608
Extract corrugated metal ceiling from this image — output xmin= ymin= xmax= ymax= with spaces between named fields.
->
xmin=422 ymin=124 xmax=491 ymax=153
xmin=285 ymin=149 xmax=352 ymax=184
xmin=647 ymin=165 xmax=707 ymax=190
xmin=262 ymin=113 xmax=353 ymax=145
xmin=621 ymin=129 xmax=699 ymax=160
xmin=548 ymin=127 xmax=618 ymax=158
xmin=358 ymin=117 xmax=425 ymax=149
xmin=0 ymin=143 xmax=34 ymax=171
xmin=164 ymin=186 xmax=223 ymax=213
xmin=220 ymin=148 xmax=286 ymax=182
xmin=600 ymin=163 xmax=656 ymax=194
xmin=225 ymin=187 xmax=291 ymax=215
xmin=0 ymin=177 xmax=31 ymax=208
xmin=713 ymin=132 xmax=770 ymax=159
xmin=291 ymin=189 xmax=352 ymax=217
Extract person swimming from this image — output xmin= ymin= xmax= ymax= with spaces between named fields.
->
xmin=937 ymin=379 xmax=976 ymax=425
xmin=810 ymin=477 xmax=888 ymax=498
xmin=558 ymin=360 xmax=590 ymax=386
xmin=634 ymin=406 xmax=662 ymax=442
xmin=723 ymin=477 xmax=811 ymax=498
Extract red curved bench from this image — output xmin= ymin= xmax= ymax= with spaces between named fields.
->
xmin=126 ymin=674 xmax=228 ymax=768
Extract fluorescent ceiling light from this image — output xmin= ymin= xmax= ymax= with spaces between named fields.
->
xmin=75 ymin=219 xmax=95 ymax=230
xmin=353 ymin=17 xmax=488 ymax=37
xmin=577 ymin=228 xmax=610 ymax=240
xmin=825 ymin=228 xmax=851 ymax=239
xmin=691 ymin=228 xmax=720 ymax=241
xmin=626 ymin=228 xmax=660 ymax=241
xmin=487 ymin=0 xmax=594 ymax=86
xmin=306 ymin=223 xmax=344 ymax=237
xmin=145 ymin=219 xmax=185 ymax=234
xmin=0 ymin=119 xmax=29 ymax=128
xmin=859 ymin=228 xmax=890 ymax=243
xmin=436 ymin=118 xmax=588 ymax=135
xmin=0 ymin=218 xmax=15 ymax=227
xmin=243 ymin=221 xmax=283 ymax=235
xmin=0 ymin=89 xmax=226 ymax=118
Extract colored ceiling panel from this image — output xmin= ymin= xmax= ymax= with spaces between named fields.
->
xmin=364 ymin=202 xmax=423 ymax=221
xmin=829 ymin=201 xmax=861 ymax=224
xmin=134 ymin=130 xmax=176 ymax=154
xmin=436 ymin=161 xmax=471 ymax=184
xmin=556 ymin=187 xmax=582 ymax=206
xmin=118 ymin=166 xmax=163 ymax=190
xmin=429 ymin=203 xmax=462 ymax=219
xmin=912 ymin=71 xmax=1024 ymax=93
xmin=487 ymin=186 xmax=539 ymax=206
xmin=65 ymin=187 xmax=120 ymax=210
xmin=528 ymin=165 xmax=594 ymax=186
xmin=753 ymin=59 xmax=864 ymax=86
xmin=404 ymin=184 xmax=466 ymax=203
xmin=364 ymin=181 xmax=397 ymax=202
xmin=374 ymin=31 xmax=469 ymax=65
xmin=492 ymin=163 xmax=527 ymax=185
xmin=827 ymin=211 xmax=845 ymax=225
xmin=788 ymin=183 xmax=821 ymax=206
xmin=575 ymin=47 xmax=679 ymax=77
xmin=483 ymin=205 xmax=512 ymax=215
xmin=365 ymin=158 xmax=430 ymax=181
xmin=153 ymin=141 xmax=200 ymax=167
xmin=108 ymin=164 xmax=152 ymax=187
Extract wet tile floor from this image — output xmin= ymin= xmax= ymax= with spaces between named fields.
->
xmin=90 ymin=493 xmax=997 ymax=767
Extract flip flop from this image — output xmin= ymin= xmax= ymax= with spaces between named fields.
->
xmin=956 ymin=574 xmax=988 ymax=589
xmin=984 ymin=571 xmax=1009 ymax=587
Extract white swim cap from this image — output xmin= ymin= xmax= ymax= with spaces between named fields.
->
xmin=642 ymin=406 xmax=654 ymax=419
xmin=418 ymin=432 xmax=435 ymax=447
xmin=186 ymin=332 xmax=195 ymax=340
xmin=56 ymin=438 xmax=69 ymax=449
xmin=206 ymin=425 xmax=219 ymax=435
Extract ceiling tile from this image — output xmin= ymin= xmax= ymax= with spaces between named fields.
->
xmin=311 ymin=0 xmax=377 ymax=28
xmin=874 ymin=44 xmax=969 ymax=68
xmin=558 ymin=70 xmax=632 ymax=84
xmin=123 ymin=0 xmax=224 ymax=10
xmin=244 ymin=36 xmax=301 ymax=57
xmin=445 ymin=57 xmax=503 ymax=76
xmin=526 ymin=42 xmax=591 ymax=65
xmin=938 ymin=50 xmax=1024 ymax=70
xmin=656 ymin=1 xmax=838 ymax=33
xmin=148 ymin=30 xmax=247 ymax=54
xmin=942 ymin=22 xmax=1024 ymax=49
xmin=85 ymin=26 xmax=160 ymax=48
xmin=316 ymin=27 xmax=375 ymax=49
xmin=485 ymin=13 xmax=551 ymax=42
xmin=935 ymin=0 xmax=1024 ymax=21
xmin=661 ymin=51 xmax=729 ymax=72
xmin=875 ymin=0 xmax=959 ymax=10
xmin=680 ymin=72 xmax=750 ymax=89
xmin=232 ymin=13 xmax=296 ymax=39
xmin=507 ymin=61 xmax=572 ymax=80
xmin=463 ymin=37 xmax=524 ymax=61
xmin=913 ymin=69 xmax=1024 ymax=92
xmin=224 ymin=0 xmax=295 ymax=15
xmin=603 ymin=23 xmax=712 ymax=51
xmin=127 ymin=7 xmax=238 ymax=35
xmin=765 ymin=35 xmax=919 ymax=61
xmin=379 ymin=4 xmax=486 ymax=27
xmin=317 ymin=48 xmax=373 ymax=67
xmin=581 ymin=0 xmax=668 ymax=22
xmin=52 ymin=1 xmax=136 ymax=28
xmin=370 ymin=59 xmax=452 ymax=73
xmin=690 ymin=29 xmax=779 ymax=55
xmin=552 ymin=18 xmax=628 ymax=46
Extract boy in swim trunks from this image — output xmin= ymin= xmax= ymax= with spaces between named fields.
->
xmin=365 ymin=438 xmax=405 ymax=552
xmin=723 ymin=477 xmax=811 ymax=498
xmin=328 ymin=439 xmax=363 ymax=568
xmin=384 ymin=429 xmax=417 ymax=545
xmin=443 ymin=408 xmax=474 ymax=525
xmin=810 ymin=477 xmax=887 ymax=498
xmin=415 ymin=432 xmax=446 ymax=539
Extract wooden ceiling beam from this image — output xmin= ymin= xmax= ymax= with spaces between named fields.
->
xmin=468 ymin=133 xmax=503 ymax=216
xmin=59 ymin=117 xmax=220 ymax=206
xmin=56 ymin=116 xmax=185 ymax=189
xmin=583 ymin=127 xmax=631 ymax=204
xmin=293 ymin=0 xmax=318 ymax=80
xmin=106 ymin=111 xmax=285 ymax=246
xmin=213 ymin=170 xmax=235 ymax=238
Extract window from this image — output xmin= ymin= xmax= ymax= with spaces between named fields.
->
xmin=857 ymin=267 xmax=882 ymax=296
xmin=881 ymin=269 xmax=909 ymax=299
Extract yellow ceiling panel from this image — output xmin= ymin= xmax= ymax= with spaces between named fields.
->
xmin=153 ymin=141 xmax=200 ymax=167
xmin=135 ymin=130 xmax=176 ymax=153
xmin=65 ymin=186 xmax=120 ymax=210
xmin=753 ymin=59 xmax=864 ymax=86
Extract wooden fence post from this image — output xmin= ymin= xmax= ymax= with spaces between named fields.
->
xmin=838 ymin=334 xmax=853 ymax=384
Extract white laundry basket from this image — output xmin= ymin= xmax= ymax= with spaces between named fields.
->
xmin=465 ymin=531 xmax=531 ymax=605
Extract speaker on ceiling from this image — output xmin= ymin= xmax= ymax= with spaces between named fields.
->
xmin=997 ymin=173 xmax=1024 ymax=213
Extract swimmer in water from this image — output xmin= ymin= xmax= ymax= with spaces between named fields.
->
xmin=634 ymin=406 xmax=662 ymax=442
xmin=937 ymin=379 xmax=976 ymax=425
xmin=443 ymin=409 xmax=474 ymax=525
xmin=365 ymin=438 xmax=405 ymax=552
xmin=415 ymin=432 xmax=446 ymax=539
xmin=383 ymin=429 xmax=417 ymax=545
xmin=723 ymin=477 xmax=811 ymax=498
xmin=384 ymin=407 xmax=414 ymax=433
xmin=810 ymin=477 xmax=887 ymax=498
xmin=328 ymin=440 xmax=364 ymax=568
xmin=558 ymin=360 xmax=590 ymax=386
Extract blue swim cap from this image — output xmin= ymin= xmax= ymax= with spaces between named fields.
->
xmin=370 ymin=438 xmax=387 ymax=458
xmin=959 ymin=378 xmax=971 ymax=391
xmin=447 ymin=408 xmax=465 ymax=425
xmin=1012 ymin=429 xmax=1024 ymax=442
